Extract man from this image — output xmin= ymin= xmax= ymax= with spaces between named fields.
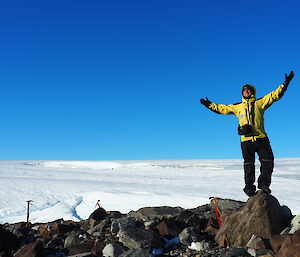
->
xmin=200 ymin=71 xmax=294 ymax=196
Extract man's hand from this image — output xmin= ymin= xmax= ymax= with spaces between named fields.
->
xmin=200 ymin=97 xmax=211 ymax=108
xmin=284 ymin=71 xmax=294 ymax=86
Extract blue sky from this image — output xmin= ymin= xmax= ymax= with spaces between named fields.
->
xmin=0 ymin=0 xmax=299 ymax=160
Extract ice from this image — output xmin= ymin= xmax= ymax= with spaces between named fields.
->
xmin=0 ymin=159 xmax=299 ymax=223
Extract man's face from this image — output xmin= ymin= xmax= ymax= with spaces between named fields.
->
xmin=243 ymin=88 xmax=252 ymax=98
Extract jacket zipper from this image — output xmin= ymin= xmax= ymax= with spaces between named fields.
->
xmin=246 ymin=101 xmax=255 ymax=141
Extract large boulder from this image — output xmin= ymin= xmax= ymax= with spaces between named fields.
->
xmin=215 ymin=191 xmax=291 ymax=247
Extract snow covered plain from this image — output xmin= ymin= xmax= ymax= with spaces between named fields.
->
xmin=0 ymin=159 xmax=299 ymax=224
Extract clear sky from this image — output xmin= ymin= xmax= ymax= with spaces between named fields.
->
xmin=0 ymin=0 xmax=299 ymax=160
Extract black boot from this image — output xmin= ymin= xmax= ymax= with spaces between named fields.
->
xmin=259 ymin=186 xmax=271 ymax=194
xmin=243 ymin=185 xmax=257 ymax=197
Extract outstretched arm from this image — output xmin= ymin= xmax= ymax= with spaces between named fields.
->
xmin=200 ymin=97 xmax=235 ymax=115
xmin=260 ymin=71 xmax=294 ymax=110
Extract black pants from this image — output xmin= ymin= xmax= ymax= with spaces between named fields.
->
xmin=241 ymin=137 xmax=274 ymax=192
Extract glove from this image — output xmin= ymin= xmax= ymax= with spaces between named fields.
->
xmin=200 ymin=97 xmax=211 ymax=108
xmin=284 ymin=70 xmax=294 ymax=86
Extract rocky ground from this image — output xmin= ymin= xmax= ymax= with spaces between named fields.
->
xmin=0 ymin=191 xmax=299 ymax=257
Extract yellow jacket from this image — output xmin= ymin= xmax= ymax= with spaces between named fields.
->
xmin=207 ymin=84 xmax=288 ymax=142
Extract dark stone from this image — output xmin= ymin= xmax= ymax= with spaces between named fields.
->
xmin=87 ymin=219 xmax=108 ymax=237
xmin=111 ymin=217 xmax=141 ymax=235
xmin=89 ymin=207 xmax=108 ymax=221
xmin=204 ymin=217 xmax=220 ymax=235
xmin=13 ymin=240 xmax=44 ymax=257
xmin=256 ymin=249 xmax=275 ymax=256
xmin=38 ymin=220 xmax=73 ymax=237
xmin=106 ymin=211 xmax=124 ymax=222
xmin=175 ymin=210 xmax=208 ymax=231
xmin=117 ymin=226 xmax=164 ymax=249
xmin=0 ymin=225 xmax=20 ymax=251
xmin=128 ymin=206 xmax=184 ymax=221
xmin=64 ymin=232 xmax=81 ymax=248
xmin=45 ymin=237 xmax=63 ymax=249
xmin=66 ymin=239 xmax=94 ymax=256
xmin=91 ymin=240 xmax=106 ymax=256
xmin=0 ymin=252 xmax=11 ymax=257
xmin=210 ymin=198 xmax=245 ymax=212
xmin=179 ymin=227 xmax=204 ymax=246
xmin=119 ymin=248 xmax=150 ymax=257
xmin=155 ymin=219 xmax=181 ymax=237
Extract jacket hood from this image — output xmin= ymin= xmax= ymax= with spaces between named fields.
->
xmin=242 ymin=84 xmax=256 ymax=100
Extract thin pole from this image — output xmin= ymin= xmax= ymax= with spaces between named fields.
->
xmin=26 ymin=200 xmax=33 ymax=227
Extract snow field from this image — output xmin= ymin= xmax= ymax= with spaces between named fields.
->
xmin=0 ymin=159 xmax=299 ymax=223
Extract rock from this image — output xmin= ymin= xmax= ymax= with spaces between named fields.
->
xmin=275 ymin=229 xmax=300 ymax=257
xmin=269 ymin=234 xmax=286 ymax=253
xmin=4 ymin=222 xmax=30 ymax=238
xmin=175 ymin=210 xmax=209 ymax=231
xmin=45 ymin=237 xmax=63 ymax=249
xmin=64 ymin=232 xmax=81 ymax=248
xmin=222 ymin=247 xmax=248 ymax=257
xmin=179 ymin=227 xmax=204 ymax=246
xmin=0 ymin=225 xmax=20 ymax=251
xmin=128 ymin=206 xmax=184 ymax=221
xmin=155 ymin=219 xmax=181 ymax=237
xmin=68 ymin=252 xmax=93 ymax=257
xmin=210 ymin=198 xmax=245 ymax=211
xmin=204 ymin=217 xmax=220 ymax=235
xmin=289 ymin=214 xmax=300 ymax=234
xmin=66 ymin=239 xmax=94 ymax=256
xmin=38 ymin=220 xmax=71 ymax=237
xmin=106 ymin=211 xmax=124 ymax=222
xmin=246 ymin=235 xmax=266 ymax=250
xmin=13 ymin=240 xmax=44 ymax=257
xmin=119 ymin=248 xmax=150 ymax=257
xmin=102 ymin=242 xmax=125 ymax=257
xmin=0 ymin=252 xmax=11 ymax=257
xmin=117 ymin=226 xmax=164 ymax=249
xmin=144 ymin=220 xmax=157 ymax=230
xmin=255 ymin=249 xmax=275 ymax=256
xmin=111 ymin=217 xmax=140 ymax=235
xmin=215 ymin=191 xmax=291 ymax=247
xmin=91 ymin=240 xmax=106 ymax=256
xmin=188 ymin=204 xmax=211 ymax=214
xmin=256 ymin=253 xmax=274 ymax=257
xmin=87 ymin=208 xmax=109 ymax=227
xmin=189 ymin=241 xmax=210 ymax=251
xmin=247 ymin=248 xmax=256 ymax=256
xmin=87 ymin=219 xmax=108 ymax=236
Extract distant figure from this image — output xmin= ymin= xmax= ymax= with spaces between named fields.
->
xmin=200 ymin=71 xmax=294 ymax=196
